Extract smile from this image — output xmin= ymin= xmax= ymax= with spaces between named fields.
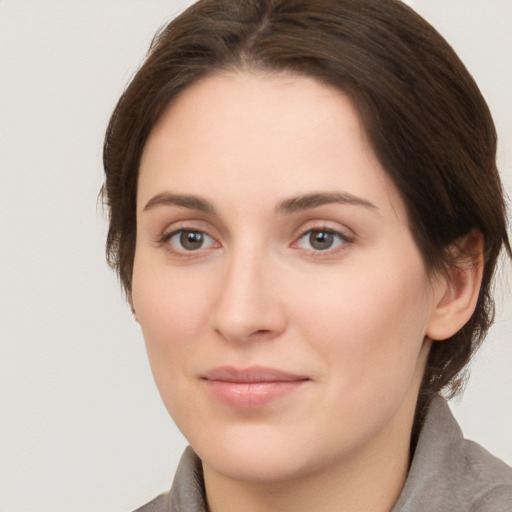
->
xmin=200 ymin=366 xmax=310 ymax=408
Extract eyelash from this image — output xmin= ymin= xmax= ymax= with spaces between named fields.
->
xmin=158 ymin=226 xmax=354 ymax=258
xmin=294 ymin=228 xmax=353 ymax=255
xmin=158 ymin=228 xmax=219 ymax=257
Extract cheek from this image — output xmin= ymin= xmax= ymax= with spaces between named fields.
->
xmin=131 ymin=260 xmax=211 ymax=392
xmin=289 ymin=254 xmax=433 ymax=394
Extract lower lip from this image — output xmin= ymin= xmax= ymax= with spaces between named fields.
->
xmin=202 ymin=380 xmax=307 ymax=408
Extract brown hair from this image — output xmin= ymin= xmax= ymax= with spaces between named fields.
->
xmin=103 ymin=0 xmax=510 ymax=411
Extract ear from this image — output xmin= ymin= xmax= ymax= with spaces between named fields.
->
xmin=426 ymin=230 xmax=484 ymax=341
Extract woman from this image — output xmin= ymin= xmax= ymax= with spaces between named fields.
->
xmin=102 ymin=0 xmax=511 ymax=510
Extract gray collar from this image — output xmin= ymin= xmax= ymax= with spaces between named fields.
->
xmin=162 ymin=396 xmax=512 ymax=512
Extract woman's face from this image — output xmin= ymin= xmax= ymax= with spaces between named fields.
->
xmin=132 ymin=72 xmax=442 ymax=483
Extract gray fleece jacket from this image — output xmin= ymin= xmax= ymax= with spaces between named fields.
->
xmin=134 ymin=396 xmax=512 ymax=511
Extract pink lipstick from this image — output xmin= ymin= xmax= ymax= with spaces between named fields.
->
xmin=201 ymin=366 xmax=309 ymax=408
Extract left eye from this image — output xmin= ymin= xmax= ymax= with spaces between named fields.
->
xmin=167 ymin=229 xmax=216 ymax=252
xmin=296 ymin=229 xmax=348 ymax=251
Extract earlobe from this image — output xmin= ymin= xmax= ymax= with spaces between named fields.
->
xmin=426 ymin=230 xmax=484 ymax=341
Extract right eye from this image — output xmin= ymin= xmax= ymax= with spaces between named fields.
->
xmin=164 ymin=229 xmax=217 ymax=253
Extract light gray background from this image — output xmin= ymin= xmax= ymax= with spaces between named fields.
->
xmin=0 ymin=1 xmax=510 ymax=511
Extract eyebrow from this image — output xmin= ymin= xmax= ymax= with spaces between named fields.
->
xmin=276 ymin=192 xmax=379 ymax=214
xmin=142 ymin=191 xmax=378 ymax=215
xmin=142 ymin=193 xmax=215 ymax=213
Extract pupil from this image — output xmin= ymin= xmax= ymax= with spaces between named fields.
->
xmin=180 ymin=231 xmax=203 ymax=250
xmin=310 ymin=231 xmax=333 ymax=250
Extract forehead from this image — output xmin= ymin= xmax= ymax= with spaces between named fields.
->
xmin=143 ymin=71 xmax=365 ymax=162
xmin=138 ymin=71 xmax=404 ymax=219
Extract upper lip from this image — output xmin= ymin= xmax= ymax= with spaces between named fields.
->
xmin=201 ymin=365 xmax=309 ymax=383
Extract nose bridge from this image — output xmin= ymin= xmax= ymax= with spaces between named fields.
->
xmin=212 ymin=240 xmax=284 ymax=343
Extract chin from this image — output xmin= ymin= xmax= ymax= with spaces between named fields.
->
xmin=199 ymin=438 xmax=316 ymax=483
xmin=184 ymin=417 xmax=357 ymax=485
xmin=175 ymin=416 xmax=299 ymax=478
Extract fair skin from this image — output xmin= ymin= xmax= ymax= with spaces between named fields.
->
xmin=132 ymin=71 xmax=481 ymax=512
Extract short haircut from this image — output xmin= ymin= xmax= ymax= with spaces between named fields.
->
xmin=103 ymin=0 xmax=510 ymax=418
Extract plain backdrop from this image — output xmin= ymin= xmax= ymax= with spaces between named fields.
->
xmin=0 ymin=1 xmax=510 ymax=511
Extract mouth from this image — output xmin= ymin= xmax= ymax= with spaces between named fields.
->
xmin=200 ymin=366 xmax=310 ymax=409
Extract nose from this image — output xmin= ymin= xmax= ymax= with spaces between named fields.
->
xmin=211 ymin=249 xmax=287 ymax=344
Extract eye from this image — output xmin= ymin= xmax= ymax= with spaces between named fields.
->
xmin=165 ymin=229 xmax=217 ymax=252
xmin=296 ymin=229 xmax=349 ymax=252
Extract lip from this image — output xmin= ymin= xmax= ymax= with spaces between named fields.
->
xmin=201 ymin=366 xmax=310 ymax=409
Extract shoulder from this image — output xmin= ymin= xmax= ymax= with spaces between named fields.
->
xmin=440 ymin=409 xmax=512 ymax=510
xmin=458 ymin=439 xmax=512 ymax=511
xmin=133 ymin=492 xmax=169 ymax=512
xmin=132 ymin=447 xmax=206 ymax=512
xmin=394 ymin=396 xmax=512 ymax=512
xmin=470 ymin=483 xmax=512 ymax=512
